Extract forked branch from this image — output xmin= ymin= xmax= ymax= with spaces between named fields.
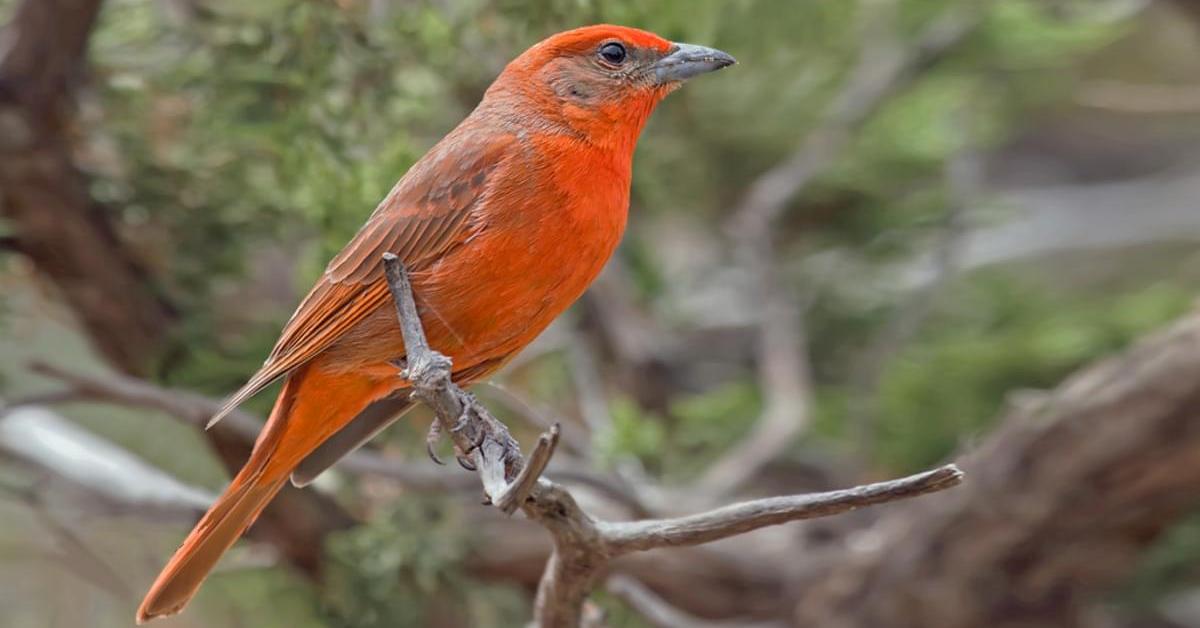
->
xmin=380 ymin=254 xmax=964 ymax=627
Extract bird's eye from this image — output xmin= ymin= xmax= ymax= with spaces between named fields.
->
xmin=599 ymin=42 xmax=627 ymax=65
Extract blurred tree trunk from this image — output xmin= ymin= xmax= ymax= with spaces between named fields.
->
xmin=792 ymin=309 xmax=1200 ymax=628
xmin=0 ymin=0 xmax=176 ymax=375
xmin=0 ymin=0 xmax=352 ymax=579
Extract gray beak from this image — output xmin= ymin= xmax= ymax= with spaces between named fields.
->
xmin=652 ymin=42 xmax=736 ymax=84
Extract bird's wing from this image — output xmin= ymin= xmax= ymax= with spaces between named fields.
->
xmin=206 ymin=131 xmax=513 ymax=428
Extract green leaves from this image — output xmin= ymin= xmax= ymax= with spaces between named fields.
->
xmin=322 ymin=497 xmax=527 ymax=628
xmin=864 ymin=275 xmax=1192 ymax=470
xmin=323 ymin=499 xmax=463 ymax=627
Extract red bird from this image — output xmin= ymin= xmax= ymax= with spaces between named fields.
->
xmin=137 ymin=24 xmax=733 ymax=622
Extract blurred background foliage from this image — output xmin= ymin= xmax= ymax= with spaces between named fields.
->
xmin=3 ymin=0 xmax=1200 ymax=626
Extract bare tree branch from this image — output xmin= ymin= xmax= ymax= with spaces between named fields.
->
xmin=381 ymin=253 xmax=963 ymax=627
xmin=0 ymin=0 xmax=178 ymax=373
xmin=27 ymin=361 xmax=264 ymax=441
xmin=602 ymin=465 xmax=961 ymax=555
xmin=497 ymin=425 xmax=560 ymax=513
xmin=0 ymin=404 xmax=215 ymax=516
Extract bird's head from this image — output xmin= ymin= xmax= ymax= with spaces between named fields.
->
xmin=485 ymin=25 xmax=735 ymax=151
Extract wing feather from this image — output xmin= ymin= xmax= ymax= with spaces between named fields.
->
xmin=206 ymin=131 xmax=512 ymax=428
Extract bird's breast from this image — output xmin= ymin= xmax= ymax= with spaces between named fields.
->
xmin=421 ymin=177 xmax=628 ymax=362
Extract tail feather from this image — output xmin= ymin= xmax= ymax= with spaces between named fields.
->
xmin=135 ymin=475 xmax=286 ymax=623
xmin=204 ymin=368 xmax=285 ymax=430
xmin=137 ymin=366 xmax=395 ymax=623
xmin=136 ymin=372 xmax=303 ymax=624
xmin=290 ymin=395 xmax=414 ymax=487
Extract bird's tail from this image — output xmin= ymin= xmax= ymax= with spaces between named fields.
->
xmin=135 ymin=473 xmax=286 ymax=623
xmin=136 ymin=365 xmax=391 ymax=623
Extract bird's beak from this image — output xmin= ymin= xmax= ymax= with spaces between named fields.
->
xmin=652 ymin=43 xmax=736 ymax=85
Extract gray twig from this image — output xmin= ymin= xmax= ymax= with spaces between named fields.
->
xmin=602 ymin=464 xmax=962 ymax=554
xmin=496 ymin=424 xmax=560 ymax=514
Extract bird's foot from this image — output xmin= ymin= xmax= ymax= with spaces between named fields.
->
xmin=397 ymin=351 xmax=452 ymax=387
xmin=451 ymin=394 xmax=481 ymax=434
xmin=449 ymin=395 xmax=487 ymax=471
xmin=455 ymin=454 xmax=477 ymax=472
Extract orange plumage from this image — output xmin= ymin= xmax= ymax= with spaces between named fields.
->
xmin=136 ymin=25 xmax=733 ymax=623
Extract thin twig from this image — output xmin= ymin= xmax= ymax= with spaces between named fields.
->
xmin=603 ymin=464 xmax=963 ymax=554
xmin=496 ymin=424 xmax=561 ymax=514
xmin=28 ymin=361 xmax=266 ymax=443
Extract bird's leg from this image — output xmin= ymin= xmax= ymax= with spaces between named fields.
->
xmin=394 ymin=355 xmax=460 ymax=467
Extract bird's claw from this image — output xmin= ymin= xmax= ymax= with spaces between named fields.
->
xmin=450 ymin=395 xmax=475 ymax=434
xmin=447 ymin=396 xmax=478 ymax=438
xmin=425 ymin=421 xmax=446 ymax=465
xmin=420 ymin=391 xmax=487 ymax=472
xmin=452 ymin=394 xmax=487 ymax=447
xmin=451 ymin=399 xmax=485 ymax=471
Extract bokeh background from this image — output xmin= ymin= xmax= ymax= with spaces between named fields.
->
xmin=4 ymin=0 xmax=1200 ymax=626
